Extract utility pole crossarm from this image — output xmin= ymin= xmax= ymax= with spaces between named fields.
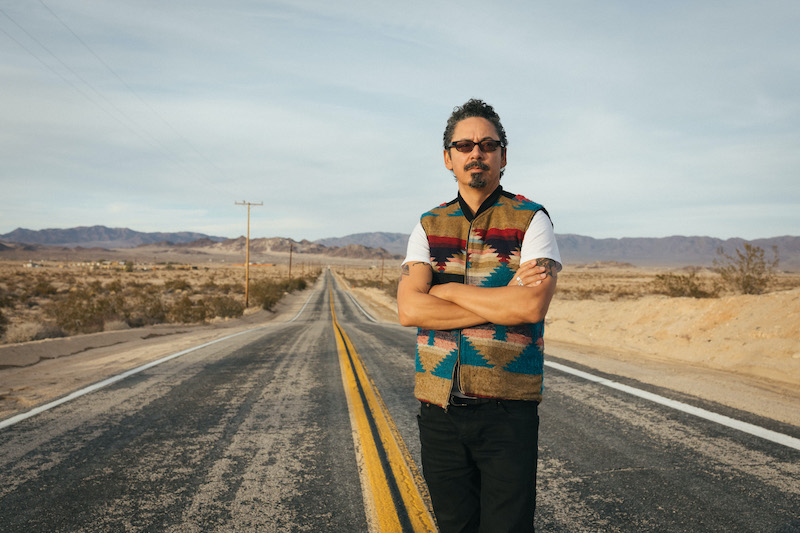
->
xmin=235 ymin=201 xmax=263 ymax=308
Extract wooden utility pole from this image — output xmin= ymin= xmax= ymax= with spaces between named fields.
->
xmin=235 ymin=201 xmax=262 ymax=307
xmin=288 ymin=241 xmax=293 ymax=279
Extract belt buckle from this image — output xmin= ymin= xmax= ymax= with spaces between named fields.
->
xmin=449 ymin=395 xmax=468 ymax=407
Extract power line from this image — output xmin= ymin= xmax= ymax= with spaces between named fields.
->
xmin=37 ymin=0 xmax=231 ymax=182
xmin=0 ymin=10 xmax=103 ymax=112
xmin=0 ymin=7 xmax=151 ymax=139
xmin=0 ymin=4 xmax=232 ymax=194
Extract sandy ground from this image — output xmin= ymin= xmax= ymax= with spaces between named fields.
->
xmin=2 ymin=279 xmax=799 ymax=430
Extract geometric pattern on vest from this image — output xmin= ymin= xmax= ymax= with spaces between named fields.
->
xmin=414 ymin=187 xmax=549 ymax=407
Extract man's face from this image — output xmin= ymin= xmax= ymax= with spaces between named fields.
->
xmin=444 ymin=117 xmax=507 ymax=191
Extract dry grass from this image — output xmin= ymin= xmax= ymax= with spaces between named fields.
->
xmin=0 ymin=260 xmax=320 ymax=344
xmin=556 ymin=263 xmax=800 ymax=301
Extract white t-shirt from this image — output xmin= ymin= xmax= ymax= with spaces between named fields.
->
xmin=403 ymin=209 xmax=562 ymax=267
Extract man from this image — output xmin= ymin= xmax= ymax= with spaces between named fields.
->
xmin=397 ymin=98 xmax=561 ymax=532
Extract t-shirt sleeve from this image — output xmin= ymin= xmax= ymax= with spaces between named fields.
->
xmin=403 ymin=222 xmax=431 ymax=265
xmin=520 ymin=211 xmax=563 ymax=266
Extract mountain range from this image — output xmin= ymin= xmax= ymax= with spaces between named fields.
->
xmin=2 ymin=226 xmax=798 ymax=269
xmin=0 ymin=226 xmax=224 ymax=249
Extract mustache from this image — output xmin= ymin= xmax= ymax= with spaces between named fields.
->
xmin=464 ymin=161 xmax=490 ymax=172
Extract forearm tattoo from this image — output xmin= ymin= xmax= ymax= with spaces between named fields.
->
xmin=535 ymin=257 xmax=562 ymax=277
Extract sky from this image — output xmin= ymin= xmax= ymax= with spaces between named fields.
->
xmin=1 ymin=1 xmax=798 ymax=242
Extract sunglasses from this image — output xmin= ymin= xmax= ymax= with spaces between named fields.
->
xmin=448 ymin=139 xmax=504 ymax=153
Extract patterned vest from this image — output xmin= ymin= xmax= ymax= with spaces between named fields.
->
xmin=414 ymin=187 xmax=548 ymax=407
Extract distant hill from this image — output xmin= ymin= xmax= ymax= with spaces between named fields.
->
xmin=2 ymin=226 xmax=798 ymax=269
xmin=186 ymin=236 xmax=397 ymax=259
xmin=315 ymin=232 xmax=409 ymax=256
xmin=556 ymin=234 xmax=799 ymax=268
xmin=0 ymin=227 xmax=399 ymax=261
xmin=321 ymin=232 xmax=800 ymax=270
xmin=0 ymin=226 xmax=225 ymax=249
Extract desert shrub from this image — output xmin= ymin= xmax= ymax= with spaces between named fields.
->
xmin=104 ymin=279 xmax=124 ymax=293
xmin=3 ymin=321 xmax=65 ymax=343
xmin=205 ymin=296 xmax=245 ymax=319
xmin=285 ymin=278 xmax=307 ymax=292
xmin=0 ymin=286 xmax=14 ymax=308
xmin=27 ymin=280 xmax=58 ymax=298
xmin=201 ymin=279 xmax=218 ymax=290
xmin=713 ymin=243 xmax=779 ymax=295
xmin=250 ymin=277 xmax=309 ymax=311
xmin=554 ymin=285 xmax=644 ymax=301
xmin=168 ymin=295 xmax=207 ymax=323
xmin=0 ymin=266 xmax=320 ymax=343
xmin=555 ymin=287 xmax=596 ymax=300
xmin=250 ymin=280 xmax=283 ymax=311
xmin=46 ymin=287 xmax=117 ymax=334
xmin=124 ymin=288 xmax=168 ymax=327
xmin=218 ymin=282 xmax=245 ymax=294
xmin=609 ymin=288 xmax=641 ymax=301
xmin=164 ymin=279 xmax=192 ymax=292
xmin=25 ymin=280 xmax=174 ymax=334
xmin=382 ymin=278 xmax=399 ymax=300
xmin=651 ymin=272 xmax=718 ymax=298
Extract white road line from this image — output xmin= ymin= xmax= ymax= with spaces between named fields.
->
xmin=0 ymin=328 xmax=261 ymax=431
xmin=289 ymin=289 xmax=318 ymax=322
xmin=545 ymin=360 xmax=800 ymax=451
xmin=327 ymin=271 xmax=377 ymax=323
xmin=347 ymin=292 xmax=377 ymax=322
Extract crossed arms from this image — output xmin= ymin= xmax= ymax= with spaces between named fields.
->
xmin=396 ymin=259 xmax=560 ymax=330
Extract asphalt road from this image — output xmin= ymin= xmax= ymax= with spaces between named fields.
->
xmin=1 ymin=271 xmax=798 ymax=532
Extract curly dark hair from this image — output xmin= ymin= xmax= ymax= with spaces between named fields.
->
xmin=442 ymin=98 xmax=507 ymax=150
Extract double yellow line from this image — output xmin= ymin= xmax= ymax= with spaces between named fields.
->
xmin=330 ymin=290 xmax=436 ymax=532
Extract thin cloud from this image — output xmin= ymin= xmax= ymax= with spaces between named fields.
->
xmin=1 ymin=1 xmax=798 ymax=241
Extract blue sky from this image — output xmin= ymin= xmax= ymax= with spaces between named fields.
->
xmin=1 ymin=1 xmax=798 ymax=241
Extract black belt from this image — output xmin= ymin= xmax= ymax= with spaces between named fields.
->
xmin=449 ymin=394 xmax=492 ymax=407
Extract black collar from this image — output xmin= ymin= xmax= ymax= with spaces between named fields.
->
xmin=457 ymin=185 xmax=504 ymax=222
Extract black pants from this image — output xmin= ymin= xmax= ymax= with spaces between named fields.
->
xmin=417 ymin=399 xmax=539 ymax=533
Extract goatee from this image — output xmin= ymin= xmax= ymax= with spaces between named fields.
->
xmin=469 ymin=172 xmax=488 ymax=189
xmin=465 ymin=161 xmax=490 ymax=189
